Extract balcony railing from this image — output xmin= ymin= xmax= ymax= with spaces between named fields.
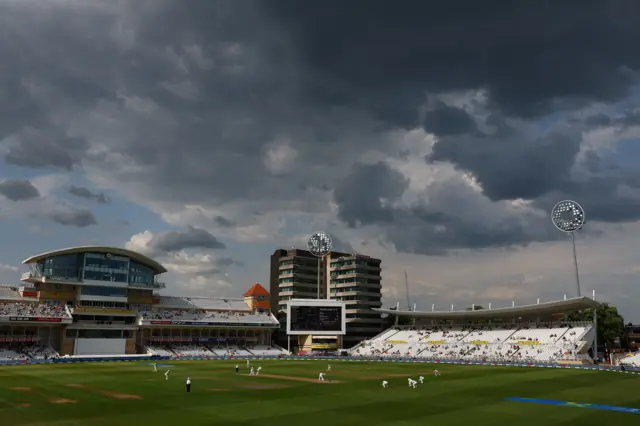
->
xmin=129 ymin=281 xmax=166 ymax=289
xmin=21 ymin=272 xmax=81 ymax=283
xmin=22 ymin=271 xmax=167 ymax=289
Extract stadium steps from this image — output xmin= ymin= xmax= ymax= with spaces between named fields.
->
xmin=554 ymin=328 xmax=571 ymax=343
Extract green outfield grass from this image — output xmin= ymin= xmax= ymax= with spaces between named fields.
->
xmin=0 ymin=360 xmax=638 ymax=425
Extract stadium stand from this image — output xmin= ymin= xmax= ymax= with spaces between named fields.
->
xmin=0 ymin=302 xmax=71 ymax=318
xmin=0 ymin=344 xmax=58 ymax=360
xmin=351 ymin=323 xmax=593 ymax=363
xmin=619 ymin=353 xmax=640 ymax=367
xmin=139 ymin=308 xmax=277 ymax=325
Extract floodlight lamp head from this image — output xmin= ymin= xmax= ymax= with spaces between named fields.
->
xmin=551 ymin=200 xmax=585 ymax=233
xmin=307 ymin=232 xmax=333 ymax=257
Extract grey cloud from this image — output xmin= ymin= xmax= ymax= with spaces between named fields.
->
xmin=151 ymin=226 xmax=226 ymax=253
xmin=44 ymin=203 xmax=97 ymax=227
xmin=3 ymin=126 xmax=87 ymax=171
xmin=214 ymin=216 xmax=236 ymax=228
xmin=0 ymin=179 xmax=40 ymax=201
xmin=330 ymin=235 xmax=355 ymax=254
xmin=333 ymin=162 xmax=558 ymax=254
xmin=214 ymin=257 xmax=244 ymax=267
xmin=583 ymin=150 xmax=601 ymax=174
xmin=583 ymin=109 xmax=640 ymax=129
xmin=68 ymin=185 xmax=110 ymax=204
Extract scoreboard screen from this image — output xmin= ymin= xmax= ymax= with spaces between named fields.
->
xmin=286 ymin=301 xmax=346 ymax=335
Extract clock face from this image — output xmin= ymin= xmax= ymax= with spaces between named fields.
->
xmin=551 ymin=200 xmax=585 ymax=233
xmin=307 ymin=232 xmax=333 ymax=256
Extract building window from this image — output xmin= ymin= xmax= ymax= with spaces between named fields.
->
xmin=129 ymin=261 xmax=155 ymax=286
xmin=41 ymin=254 xmax=82 ymax=281
xmin=83 ymin=253 xmax=129 ymax=283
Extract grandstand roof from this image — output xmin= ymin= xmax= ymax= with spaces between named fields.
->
xmin=375 ymin=296 xmax=599 ymax=320
xmin=22 ymin=246 xmax=167 ymax=274
xmin=244 ymin=283 xmax=269 ymax=297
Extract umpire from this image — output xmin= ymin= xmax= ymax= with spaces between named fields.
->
xmin=186 ymin=377 xmax=191 ymax=392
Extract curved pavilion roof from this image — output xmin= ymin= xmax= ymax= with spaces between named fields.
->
xmin=374 ymin=296 xmax=598 ymax=320
xmin=22 ymin=246 xmax=167 ymax=274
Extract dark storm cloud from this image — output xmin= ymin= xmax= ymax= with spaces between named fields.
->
xmin=334 ymin=162 xmax=409 ymax=227
xmin=68 ymin=186 xmax=110 ymax=204
xmin=2 ymin=1 xmax=640 ymax=255
xmin=583 ymin=150 xmax=601 ymax=174
xmin=428 ymin=128 xmax=583 ymax=201
xmin=0 ymin=179 xmax=40 ymax=201
xmin=151 ymin=226 xmax=226 ymax=253
xmin=264 ymin=1 xmax=640 ymax=121
xmin=584 ymin=113 xmax=612 ymax=128
xmin=422 ymin=102 xmax=477 ymax=136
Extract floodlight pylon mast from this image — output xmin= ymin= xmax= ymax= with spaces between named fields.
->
xmin=317 ymin=257 xmax=321 ymax=299
xmin=307 ymin=232 xmax=332 ymax=301
xmin=551 ymin=200 xmax=585 ymax=298
xmin=404 ymin=271 xmax=411 ymax=310
xmin=571 ymin=233 xmax=581 ymax=297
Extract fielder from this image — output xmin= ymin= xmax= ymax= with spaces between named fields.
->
xmin=434 ymin=369 xmax=441 ymax=376
xmin=318 ymin=372 xmax=325 ymax=381
xmin=152 ymin=362 xmax=157 ymax=372
xmin=408 ymin=378 xmax=417 ymax=388
xmin=419 ymin=375 xmax=424 ymax=384
xmin=250 ymin=367 xmax=255 ymax=376
xmin=327 ymin=364 xmax=331 ymax=372
xmin=381 ymin=380 xmax=389 ymax=388
xmin=165 ymin=370 xmax=171 ymax=381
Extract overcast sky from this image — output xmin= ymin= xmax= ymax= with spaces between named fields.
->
xmin=1 ymin=1 xmax=640 ymax=321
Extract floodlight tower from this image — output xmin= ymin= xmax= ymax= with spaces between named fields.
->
xmin=551 ymin=200 xmax=586 ymax=297
xmin=307 ymin=232 xmax=333 ymax=299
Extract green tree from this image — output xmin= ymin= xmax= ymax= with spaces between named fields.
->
xmin=466 ymin=305 xmax=485 ymax=311
xmin=566 ymin=303 xmax=626 ymax=349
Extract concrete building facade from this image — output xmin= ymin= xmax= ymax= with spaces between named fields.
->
xmin=269 ymin=248 xmax=384 ymax=348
